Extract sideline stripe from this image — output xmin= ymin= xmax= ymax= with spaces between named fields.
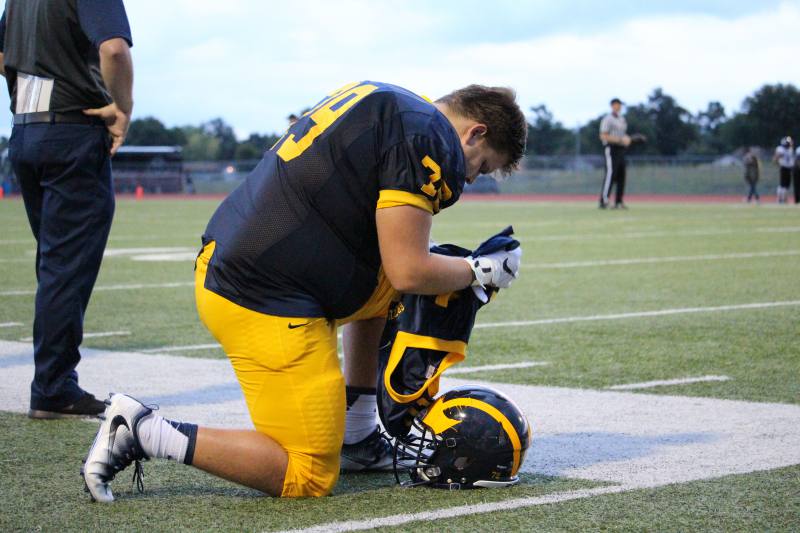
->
xmin=524 ymin=250 xmax=800 ymax=269
xmin=0 ymin=281 xmax=194 ymax=297
xmin=19 ymin=330 xmax=131 ymax=342
xmin=475 ymin=300 xmax=800 ymax=329
xmin=141 ymin=343 xmax=220 ymax=353
xmin=607 ymin=375 xmax=731 ymax=390
xmin=447 ymin=361 xmax=549 ymax=375
xmin=279 ymin=485 xmax=628 ymax=533
xmin=516 ymin=226 xmax=800 ymax=243
xmin=0 ymin=322 xmax=23 ymax=328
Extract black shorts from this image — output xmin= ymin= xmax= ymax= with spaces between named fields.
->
xmin=780 ymin=167 xmax=792 ymax=188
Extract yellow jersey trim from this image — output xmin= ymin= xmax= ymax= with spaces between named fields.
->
xmin=377 ymin=190 xmax=434 ymax=214
xmin=383 ymin=331 xmax=466 ymax=405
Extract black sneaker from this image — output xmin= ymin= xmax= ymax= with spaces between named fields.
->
xmin=28 ymin=392 xmax=106 ymax=420
xmin=340 ymin=428 xmax=394 ymax=472
xmin=614 ymin=202 xmax=628 ymax=210
xmin=598 ymin=202 xmax=608 ymax=209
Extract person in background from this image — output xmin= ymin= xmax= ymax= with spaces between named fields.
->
xmin=0 ymin=0 xmax=133 ymax=419
xmin=743 ymin=147 xmax=760 ymax=204
xmin=598 ymin=98 xmax=630 ymax=209
xmin=772 ymin=136 xmax=794 ymax=204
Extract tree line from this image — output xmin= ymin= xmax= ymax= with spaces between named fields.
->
xmin=531 ymin=83 xmax=800 ymax=157
xmin=125 ymin=117 xmax=280 ymax=161
xmin=124 ymin=82 xmax=800 ymax=160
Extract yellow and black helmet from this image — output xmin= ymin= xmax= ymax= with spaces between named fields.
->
xmin=393 ymin=385 xmax=532 ymax=489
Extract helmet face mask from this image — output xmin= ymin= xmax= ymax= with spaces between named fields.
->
xmin=393 ymin=385 xmax=531 ymax=490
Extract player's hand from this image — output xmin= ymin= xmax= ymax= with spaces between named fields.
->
xmin=83 ymin=103 xmax=131 ymax=156
xmin=464 ymin=246 xmax=522 ymax=289
xmin=621 ymin=134 xmax=632 ymax=147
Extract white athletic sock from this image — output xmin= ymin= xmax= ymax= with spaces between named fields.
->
xmin=344 ymin=386 xmax=378 ymax=445
xmin=135 ymin=413 xmax=198 ymax=464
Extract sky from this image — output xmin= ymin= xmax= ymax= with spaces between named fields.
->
xmin=1 ymin=0 xmax=799 ymax=139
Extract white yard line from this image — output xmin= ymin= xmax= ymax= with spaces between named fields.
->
xmin=103 ymin=246 xmax=194 ymax=257
xmin=132 ymin=252 xmax=199 ymax=262
xmin=0 ymin=281 xmax=194 ymax=297
xmin=447 ymin=361 xmax=549 ymax=374
xmin=475 ymin=300 xmax=800 ymax=329
xmin=279 ymin=486 xmax=629 ymax=533
xmin=523 ymin=250 xmax=800 ymax=269
xmin=515 ymin=225 xmax=800 ymax=243
xmin=607 ymin=375 xmax=732 ymax=391
xmin=83 ymin=330 xmax=131 ymax=339
xmin=19 ymin=330 xmax=131 ymax=342
xmin=140 ymin=343 xmax=220 ymax=353
xmin=0 ymin=322 xmax=23 ymax=328
xmin=760 ymin=226 xmax=800 ymax=233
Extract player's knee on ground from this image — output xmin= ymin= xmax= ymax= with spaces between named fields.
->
xmin=281 ymin=449 xmax=340 ymax=497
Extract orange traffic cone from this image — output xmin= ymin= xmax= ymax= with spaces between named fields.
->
xmin=0 ymin=186 xmax=4 ymax=199
xmin=135 ymin=185 xmax=144 ymax=200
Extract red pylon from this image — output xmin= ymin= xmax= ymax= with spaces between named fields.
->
xmin=135 ymin=185 xmax=144 ymax=200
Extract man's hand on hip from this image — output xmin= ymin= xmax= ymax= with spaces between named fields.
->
xmin=83 ymin=103 xmax=131 ymax=156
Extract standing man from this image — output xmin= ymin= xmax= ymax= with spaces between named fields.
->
xmin=772 ymin=136 xmax=794 ymax=204
xmin=742 ymin=147 xmax=761 ymax=204
xmin=0 ymin=0 xmax=133 ymax=419
xmin=599 ymin=97 xmax=630 ymax=209
xmin=82 ymin=81 xmax=527 ymax=501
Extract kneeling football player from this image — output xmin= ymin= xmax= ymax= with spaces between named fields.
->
xmin=82 ymin=81 xmax=527 ymax=500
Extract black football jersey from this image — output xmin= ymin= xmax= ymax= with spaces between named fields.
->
xmin=377 ymin=228 xmax=520 ymax=438
xmin=201 ymin=81 xmax=466 ymax=319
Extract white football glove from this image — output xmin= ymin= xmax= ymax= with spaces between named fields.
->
xmin=464 ymin=246 xmax=522 ymax=289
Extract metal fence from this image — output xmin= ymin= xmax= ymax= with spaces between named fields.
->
xmin=183 ymin=155 xmax=771 ymax=196
xmin=0 ymin=154 xmax=781 ymax=197
xmin=508 ymin=155 xmax=764 ymax=195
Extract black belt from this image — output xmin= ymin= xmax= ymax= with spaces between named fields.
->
xmin=13 ymin=111 xmax=105 ymax=126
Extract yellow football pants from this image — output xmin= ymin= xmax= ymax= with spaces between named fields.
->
xmin=194 ymin=242 xmax=396 ymax=497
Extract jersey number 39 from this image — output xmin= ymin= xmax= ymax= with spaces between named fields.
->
xmin=275 ymin=82 xmax=379 ymax=162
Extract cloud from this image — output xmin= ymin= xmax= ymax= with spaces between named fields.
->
xmin=0 ymin=1 xmax=797 ymax=138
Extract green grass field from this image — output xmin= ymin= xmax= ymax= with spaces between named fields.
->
xmin=1 ymin=197 xmax=799 ymax=531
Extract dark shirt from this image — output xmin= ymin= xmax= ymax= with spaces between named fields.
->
xmin=202 ymin=81 xmax=466 ymax=319
xmin=0 ymin=0 xmax=132 ymax=113
xmin=743 ymin=153 xmax=759 ymax=183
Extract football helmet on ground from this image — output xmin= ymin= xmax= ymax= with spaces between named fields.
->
xmin=393 ymin=385 xmax=531 ymax=489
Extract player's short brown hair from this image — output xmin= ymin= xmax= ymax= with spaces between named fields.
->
xmin=436 ymin=85 xmax=527 ymax=174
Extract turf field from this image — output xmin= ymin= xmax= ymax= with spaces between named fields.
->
xmin=1 ymin=196 xmax=799 ymax=531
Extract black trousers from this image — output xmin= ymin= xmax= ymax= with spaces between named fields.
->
xmin=600 ymin=145 xmax=626 ymax=206
xmin=9 ymin=123 xmax=114 ymax=410
xmin=795 ymin=168 xmax=800 ymax=203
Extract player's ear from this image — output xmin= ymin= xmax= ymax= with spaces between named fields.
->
xmin=465 ymin=124 xmax=488 ymax=147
